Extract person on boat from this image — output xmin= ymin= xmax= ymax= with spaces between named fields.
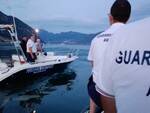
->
xmin=26 ymin=35 xmax=37 ymax=62
xmin=87 ymin=0 xmax=131 ymax=113
xmin=36 ymin=38 xmax=43 ymax=53
xmin=96 ymin=17 xmax=150 ymax=113
xmin=20 ymin=36 xmax=28 ymax=57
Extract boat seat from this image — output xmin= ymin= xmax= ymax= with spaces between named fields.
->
xmin=12 ymin=55 xmax=25 ymax=62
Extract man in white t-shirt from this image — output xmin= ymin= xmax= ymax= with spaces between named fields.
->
xmin=26 ymin=35 xmax=37 ymax=62
xmin=96 ymin=17 xmax=150 ymax=113
xmin=87 ymin=0 xmax=131 ymax=113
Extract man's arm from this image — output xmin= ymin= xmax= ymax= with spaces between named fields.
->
xmin=101 ymin=95 xmax=117 ymax=113
xmin=87 ymin=38 xmax=97 ymax=62
xmin=29 ymin=47 xmax=34 ymax=59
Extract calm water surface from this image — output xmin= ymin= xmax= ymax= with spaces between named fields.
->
xmin=0 ymin=44 xmax=91 ymax=113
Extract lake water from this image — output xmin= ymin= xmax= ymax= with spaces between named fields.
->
xmin=0 ymin=44 xmax=92 ymax=113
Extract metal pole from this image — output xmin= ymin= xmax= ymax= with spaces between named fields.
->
xmin=6 ymin=0 xmax=27 ymax=63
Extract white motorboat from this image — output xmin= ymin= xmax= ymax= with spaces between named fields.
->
xmin=0 ymin=25 xmax=78 ymax=85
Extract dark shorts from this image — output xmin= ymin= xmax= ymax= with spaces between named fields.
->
xmin=87 ymin=75 xmax=102 ymax=108
xmin=27 ymin=53 xmax=37 ymax=62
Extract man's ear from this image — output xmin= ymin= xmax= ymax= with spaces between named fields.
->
xmin=109 ymin=15 xmax=114 ymax=25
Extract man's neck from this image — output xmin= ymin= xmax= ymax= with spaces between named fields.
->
xmin=112 ymin=20 xmax=125 ymax=24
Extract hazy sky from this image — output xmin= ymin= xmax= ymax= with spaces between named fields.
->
xmin=0 ymin=0 xmax=150 ymax=33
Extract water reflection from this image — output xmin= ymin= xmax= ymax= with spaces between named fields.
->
xmin=0 ymin=69 xmax=77 ymax=113
xmin=46 ymin=71 xmax=76 ymax=91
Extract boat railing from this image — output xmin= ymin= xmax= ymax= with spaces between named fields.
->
xmin=44 ymin=48 xmax=79 ymax=57
xmin=0 ymin=25 xmax=27 ymax=64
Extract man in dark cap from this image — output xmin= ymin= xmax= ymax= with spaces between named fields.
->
xmin=87 ymin=0 xmax=131 ymax=113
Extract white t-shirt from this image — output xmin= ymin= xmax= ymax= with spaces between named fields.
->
xmin=88 ymin=23 xmax=124 ymax=84
xmin=96 ymin=17 xmax=150 ymax=113
xmin=26 ymin=39 xmax=37 ymax=53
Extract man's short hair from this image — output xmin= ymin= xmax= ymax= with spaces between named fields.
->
xmin=111 ymin=0 xmax=131 ymax=23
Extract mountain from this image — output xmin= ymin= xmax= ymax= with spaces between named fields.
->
xmin=0 ymin=11 xmax=100 ymax=45
xmin=0 ymin=11 xmax=35 ymax=41
xmin=39 ymin=30 xmax=99 ymax=45
xmin=26 ymin=19 xmax=103 ymax=34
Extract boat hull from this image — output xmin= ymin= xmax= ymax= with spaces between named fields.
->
xmin=0 ymin=62 xmax=70 ymax=87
